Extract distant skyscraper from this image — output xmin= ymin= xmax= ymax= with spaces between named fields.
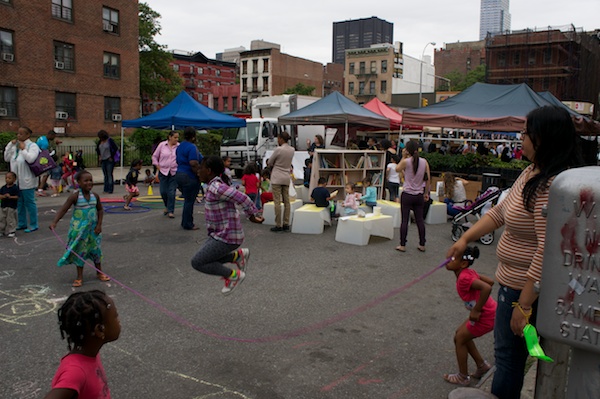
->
xmin=332 ymin=16 xmax=393 ymax=65
xmin=479 ymin=0 xmax=511 ymax=40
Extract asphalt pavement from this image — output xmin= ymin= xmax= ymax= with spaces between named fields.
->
xmin=0 ymin=168 xmax=535 ymax=398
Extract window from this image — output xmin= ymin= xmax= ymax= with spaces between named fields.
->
xmin=359 ymin=61 xmax=365 ymax=74
xmin=54 ymin=41 xmax=74 ymax=71
xmin=103 ymin=52 xmax=120 ymax=78
xmin=542 ymin=77 xmax=549 ymax=90
xmin=197 ymin=67 xmax=203 ymax=74
xmin=513 ymin=52 xmax=520 ymax=66
xmin=241 ymin=61 xmax=247 ymax=74
xmin=528 ymin=51 xmax=536 ymax=65
xmin=223 ymin=97 xmax=228 ymax=111
xmin=102 ymin=7 xmax=119 ymax=34
xmin=466 ymin=58 xmax=472 ymax=71
xmin=198 ymin=93 xmax=203 ymax=102
xmin=215 ymin=69 xmax=221 ymax=77
xmin=0 ymin=29 xmax=14 ymax=59
xmin=349 ymin=63 xmax=355 ymax=74
xmin=381 ymin=80 xmax=387 ymax=94
xmin=252 ymin=77 xmax=258 ymax=91
xmin=369 ymin=81 xmax=375 ymax=94
xmin=263 ymin=58 xmax=269 ymax=73
xmin=370 ymin=61 xmax=376 ymax=73
xmin=252 ymin=59 xmax=258 ymax=73
xmin=242 ymin=78 xmax=247 ymax=92
xmin=55 ymin=92 xmax=76 ymax=119
xmin=104 ymin=97 xmax=120 ymax=120
xmin=0 ymin=86 xmax=17 ymax=117
xmin=358 ymin=81 xmax=365 ymax=95
xmin=381 ymin=60 xmax=387 ymax=73
xmin=1 ymin=0 xmax=11 ymax=5
xmin=262 ymin=76 xmax=268 ymax=91
xmin=348 ymin=82 xmax=354 ymax=95
xmin=52 ymin=0 xmax=72 ymax=21
xmin=232 ymin=96 xmax=238 ymax=112
xmin=497 ymin=52 xmax=506 ymax=67
xmin=172 ymin=64 xmax=179 ymax=72
xmin=543 ymin=48 xmax=552 ymax=64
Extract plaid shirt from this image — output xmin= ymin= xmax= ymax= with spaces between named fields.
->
xmin=205 ymin=176 xmax=258 ymax=245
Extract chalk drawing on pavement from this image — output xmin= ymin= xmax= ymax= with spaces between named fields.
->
xmin=0 ymin=285 xmax=58 ymax=325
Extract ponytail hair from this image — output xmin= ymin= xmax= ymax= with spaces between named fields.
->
xmin=405 ymin=140 xmax=420 ymax=174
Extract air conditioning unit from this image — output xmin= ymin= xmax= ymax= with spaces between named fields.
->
xmin=112 ymin=114 xmax=122 ymax=122
xmin=103 ymin=21 xmax=113 ymax=32
xmin=2 ymin=53 xmax=14 ymax=62
xmin=0 ymin=108 xmax=8 ymax=117
xmin=55 ymin=61 xmax=65 ymax=69
xmin=55 ymin=111 xmax=68 ymax=120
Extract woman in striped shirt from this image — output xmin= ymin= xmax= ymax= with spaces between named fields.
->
xmin=447 ymin=106 xmax=583 ymax=399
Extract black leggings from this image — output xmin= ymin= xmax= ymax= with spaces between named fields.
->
xmin=191 ymin=237 xmax=239 ymax=277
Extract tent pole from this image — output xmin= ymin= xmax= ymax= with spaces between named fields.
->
xmin=345 ymin=121 xmax=348 ymax=147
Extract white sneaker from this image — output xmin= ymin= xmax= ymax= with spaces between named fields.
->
xmin=221 ymin=270 xmax=246 ymax=295
xmin=235 ymin=248 xmax=250 ymax=272
xmin=7 ymin=233 xmax=15 ymax=238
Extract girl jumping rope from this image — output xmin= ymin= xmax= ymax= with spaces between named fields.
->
xmin=192 ymin=156 xmax=263 ymax=295
xmin=50 ymin=170 xmax=109 ymax=287
xmin=444 ymin=245 xmax=496 ymax=386
xmin=123 ymin=159 xmax=142 ymax=210
xmin=44 ymin=290 xmax=121 ymax=399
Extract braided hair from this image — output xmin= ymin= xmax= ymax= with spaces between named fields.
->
xmin=462 ymin=245 xmax=480 ymax=266
xmin=57 ymin=290 xmax=110 ymax=351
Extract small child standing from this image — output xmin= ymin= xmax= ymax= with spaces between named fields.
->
xmin=444 ymin=245 xmax=496 ymax=386
xmin=0 ymin=171 xmax=19 ymax=238
xmin=61 ymin=152 xmax=77 ymax=191
xmin=259 ymin=169 xmax=273 ymax=206
xmin=123 ymin=159 xmax=142 ymax=210
xmin=342 ymin=183 xmax=360 ymax=215
xmin=44 ymin=290 xmax=121 ymax=399
xmin=50 ymin=171 xmax=110 ymax=287
xmin=222 ymin=156 xmax=233 ymax=185
xmin=360 ymin=177 xmax=377 ymax=207
xmin=303 ymin=158 xmax=312 ymax=188
xmin=192 ymin=156 xmax=264 ymax=295
xmin=386 ymin=155 xmax=401 ymax=202
xmin=311 ymin=177 xmax=337 ymax=217
xmin=241 ymin=164 xmax=260 ymax=207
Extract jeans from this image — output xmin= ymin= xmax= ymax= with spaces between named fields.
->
xmin=175 ymin=172 xmax=200 ymax=230
xmin=271 ymin=183 xmax=290 ymax=227
xmin=101 ymin=159 xmax=115 ymax=193
xmin=400 ymin=192 xmax=426 ymax=246
xmin=491 ymin=285 xmax=537 ymax=399
xmin=159 ymin=172 xmax=177 ymax=214
xmin=17 ymin=188 xmax=38 ymax=230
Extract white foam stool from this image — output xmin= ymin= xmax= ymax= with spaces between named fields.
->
xmin=377 ymin=200 xmax=401 ymax=228
xmin=335 ymin=214 xmax=393 ymax=246
xmin=425 ymin=201 xmax=447 ymax=224
xmin=291 ymin=204 xmax=331 ymax=234
xmin=263 ymin=199 xmax=303 ymax=226
xmin=295 ymin=185 xmax=310 ymax=203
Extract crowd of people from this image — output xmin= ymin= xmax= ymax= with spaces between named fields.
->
xmin=1 ymin=105 xmax=587 ymax=399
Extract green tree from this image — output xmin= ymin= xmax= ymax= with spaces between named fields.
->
xmin=139 ymin=2 xmax=183 ymax=109
xmin=443 ymin=65 xmax=486 ymax=92
xmin=284 ymin=83 xmax=316 ymax=96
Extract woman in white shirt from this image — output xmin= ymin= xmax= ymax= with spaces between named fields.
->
xmin=443 ymin=172 xmax=469 ymax=217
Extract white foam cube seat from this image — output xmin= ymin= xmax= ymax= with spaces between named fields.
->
xmin=262 ymin=199 xmax=303 ymax=226
xmin=295 ymin=185 xmax=310 ymax=203
xmin=335 ymin=214 xmax=394 ymax=246
xmin=291 ymin=204 xmax=331 ymax=234
xmin=425 ymin=201 xmax=447 ymax=225
xmin=377 ymin=200 xmax=401 ymax=228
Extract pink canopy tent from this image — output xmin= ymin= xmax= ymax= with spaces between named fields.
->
xmin=363 ymin=98 xmax=422 ymax=131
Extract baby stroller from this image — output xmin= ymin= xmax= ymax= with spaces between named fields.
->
xmin=450 ymin=186 xmax=503 ymax=245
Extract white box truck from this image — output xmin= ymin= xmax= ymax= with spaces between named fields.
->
xmin=220 ymin=94 xmax=325 ymax=176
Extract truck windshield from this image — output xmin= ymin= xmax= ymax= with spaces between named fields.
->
xmin=221 ymin=122 xmax=260 ymax=146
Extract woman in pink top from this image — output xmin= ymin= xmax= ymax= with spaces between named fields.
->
xmin=152 ymin=131 xmax=179 ymax=218
xmin=395 ymin=140 xmax=430 ymax=252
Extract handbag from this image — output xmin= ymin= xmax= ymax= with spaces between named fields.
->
xmin=28 ymin=149 xmax=58 ymax=176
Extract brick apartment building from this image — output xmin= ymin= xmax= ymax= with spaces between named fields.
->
xmin=142 ymin=51 xmax=237 ymax=115
xmin=239 ymin=47 xmax=324 ymax=111
xmin=434 ymin=40 xmax=486 ymax=90
xmin=485 ymin=26 xmax=600 ymax=115
xmin=0 ymin=0 xmax=139 ymax=137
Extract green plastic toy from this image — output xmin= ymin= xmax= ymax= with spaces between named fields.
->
xmin=523 ymin=324 xmax=554 ymax=362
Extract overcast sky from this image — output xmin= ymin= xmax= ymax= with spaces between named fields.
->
xmin=143 ymin=0 xmax=600 ymax=64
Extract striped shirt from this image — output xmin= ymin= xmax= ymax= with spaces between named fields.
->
xmin=487 ymin=164 xmax=551 ymax=289
xmin=204 ymin=176 xmax=259 ymax=245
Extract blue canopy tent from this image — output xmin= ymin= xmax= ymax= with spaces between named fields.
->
xmin=119 ymin=91 xmax=246 ymax=180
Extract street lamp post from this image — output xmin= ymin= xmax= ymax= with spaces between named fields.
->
xmin=418 ymin=42 xmax=436 ymax=108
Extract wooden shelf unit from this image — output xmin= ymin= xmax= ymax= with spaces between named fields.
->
xmin=309 ymin=149 xmax=386 ymax=200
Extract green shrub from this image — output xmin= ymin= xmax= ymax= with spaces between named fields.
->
xmin=198 ymin=131 xmax=222 ymax=156
xmin=421 ymin=152 xmax=530 ymax=173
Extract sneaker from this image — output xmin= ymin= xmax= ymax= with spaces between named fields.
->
xmin=235 ymin=248 xmax=250 ymax=272
xmin=282 ymin=224 xmax=290 ymax=232
xmin=270 ymin=226 xmax=284 ymax=233
xmin=221 ymin=270 xmax=246 ymax=295
xmin=7 ymin=233 xmax=15 ymax=238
